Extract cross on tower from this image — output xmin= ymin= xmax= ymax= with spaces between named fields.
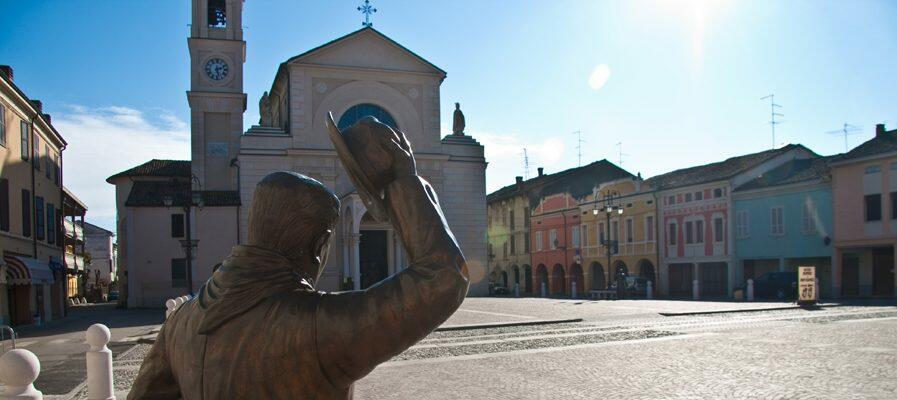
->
xmin=358 ymin=0 xmax=377 ymax=27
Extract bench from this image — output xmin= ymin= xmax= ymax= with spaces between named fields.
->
xmin=590 ymin=290 xmax=618 ymax=300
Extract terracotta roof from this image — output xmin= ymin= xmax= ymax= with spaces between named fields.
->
xmin=831 ymin=126 xmax=897 ymax=164
xmin=644 ymin=144 xmax=811 ymax=190
xmin=106 ymin=159 xmax=190 ymax=183
xmin=735 ymin=157 xmax=831 ymax=192
xmin=125 ymin=181 xmax=240 ymax=207
xmin=487 ymin=160 xmax=634 ymax=206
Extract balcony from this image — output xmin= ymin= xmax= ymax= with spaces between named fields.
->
xmin=64 ymin=219 xmax=83 ymax=241
xmin=64 ymin=252 xmax=85 ymax=270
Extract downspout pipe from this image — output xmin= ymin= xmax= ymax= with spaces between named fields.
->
xmin=29 ymin=116 xmax=36 ymax=258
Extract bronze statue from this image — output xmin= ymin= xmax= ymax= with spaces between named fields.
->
xmin=452 ymin=102 xmax=465 ymax=135
xmin=128 ymin=114 xmax=470 ymax=399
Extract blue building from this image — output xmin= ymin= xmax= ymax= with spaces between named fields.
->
xmin=733 ymin=157 xmax=835 ymax=298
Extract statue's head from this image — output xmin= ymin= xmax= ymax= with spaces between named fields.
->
xmin=455 ymin=102 xmax=460 ymax=109
xmin=246 ymin=171 xmax=340 ymax=286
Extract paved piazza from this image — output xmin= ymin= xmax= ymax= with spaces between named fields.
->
xmin=14 ymin=298 xmax=897 ymax=399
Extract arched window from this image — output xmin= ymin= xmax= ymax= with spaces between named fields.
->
xmin=338 ymin=103 xmax=398 ymax=131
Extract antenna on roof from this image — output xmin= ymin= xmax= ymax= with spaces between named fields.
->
xmin=573 ymin=130 xmax=584 ymax=167
xmin=615 ymin=142 xmax=628 ymax=166
xmin=825 ymin=122 xmax=863 ymax=152
xmin=523 ymin=148 xmax=530 ymax=179
xmin=761 ymin=94 xmax=784 ymax=149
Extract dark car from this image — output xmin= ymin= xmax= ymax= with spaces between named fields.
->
xmin=747 ymin=272 xmax=798 ymax=300
xmin=609 ymin=276 xmax=651 ymax=297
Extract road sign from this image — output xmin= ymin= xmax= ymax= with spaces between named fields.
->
xmin=798 ymin=266 xmax=816 ymax=304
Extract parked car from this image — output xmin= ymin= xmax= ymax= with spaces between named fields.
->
xmin=741 ymin=272 xmax=798 ymax=300
xmin=107 ymin=291 xmax=119 ymax=301
xmin=609 ymin=276 xmax=651 ymax=297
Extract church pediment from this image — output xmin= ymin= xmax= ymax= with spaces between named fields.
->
xmin=285 ymin=27 xmax=446 ymax=78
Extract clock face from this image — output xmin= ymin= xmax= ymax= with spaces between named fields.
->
xmin=204 ymin=58 xmax=229 ymax=81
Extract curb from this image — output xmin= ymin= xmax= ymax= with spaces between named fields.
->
xmin=435 ymin=318 xmax=583 ymax=332
xmin=658 ymin=303 xmax=842 ymax=317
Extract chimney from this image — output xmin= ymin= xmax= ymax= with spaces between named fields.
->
xmin=537 ymin=167 xmax=544 ymax=177
xmin=515 ymin=176 xmax=523 ymax=185
xmin=43 ymin=114 xmax=51 ymax=124
xmin=0 ymin=65 xmax=12 ymax=81
xmin=30 ymin=100 xmax=42 ymax=113
xmin=876 ymin=123 xmax=886 ymax=138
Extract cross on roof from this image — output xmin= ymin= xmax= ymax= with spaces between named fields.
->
xmin=357 ymin=0 xmax=377 ymax=27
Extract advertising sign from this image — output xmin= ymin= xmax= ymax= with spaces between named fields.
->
xmin=798 ymin=266 xmax=816 ymax=303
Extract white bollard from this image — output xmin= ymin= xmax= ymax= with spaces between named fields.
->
xmin=0 ymin=348 xmax=43 ymax=399
xmin=86 ymin=324 xmax=115 ymax=400
xmin=571 ymin=281 xmax=577 ymax=298
xmin=692 ymin=279 xmax=700 ymax=300
xmin=165 ymin=299 xmax=177 ymax=319
xmin=541 ymin=281 xmax=547 ymax=298
xmin=514 ymin=283 xmax=519 ymax=298
xmin=747 ymin=279 xmax=755 ymax=301
xmin=647 ymin=281 xmax=653 ymax=300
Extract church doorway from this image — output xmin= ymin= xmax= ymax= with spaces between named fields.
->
xmin=359 ymin=230 xmax=389 ymax=289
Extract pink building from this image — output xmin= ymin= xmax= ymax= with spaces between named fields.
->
xmin=648 ymin=145 xmax=816 ymax=298
xmin=831 ymin=124 xmax=896 ymax=298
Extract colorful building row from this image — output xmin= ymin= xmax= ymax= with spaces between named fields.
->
xmin=487 ymin=125 xmax=897 ymax=299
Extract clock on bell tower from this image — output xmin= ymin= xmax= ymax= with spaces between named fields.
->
xmin=187 ymin=0 xmax=246 ymax=191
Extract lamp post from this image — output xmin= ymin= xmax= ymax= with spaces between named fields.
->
xmin=594 ymin=197 xmax=624 ymax=298
xmin=163 ymin=190 xmax=204 ymax=296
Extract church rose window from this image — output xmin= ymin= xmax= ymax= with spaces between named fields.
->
xmin=338 ymin=103 xmax=398 ymax=131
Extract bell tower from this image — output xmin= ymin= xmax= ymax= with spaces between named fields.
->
xmin=187 ymin=0 xmax=246 ymax=191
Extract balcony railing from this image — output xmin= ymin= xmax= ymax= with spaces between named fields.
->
xmin=64 ymin=219 xmax=83 ymax=241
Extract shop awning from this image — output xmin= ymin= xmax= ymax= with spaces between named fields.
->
xmin=3 ymin=256 xmax=55 ymax=285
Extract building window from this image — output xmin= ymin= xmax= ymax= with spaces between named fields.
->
xmin=770 ymin=206 xmax=785 ymax=236
xmin=171 ymin=258 xmax=187 ymax=288
xmin=20 ymin=121 xmax=29 ymax=160
xmin=611 ymin=221 xmax=619 ymax=241
xmin=34 ymin=197 xmax=44 ymax=240
xmin=572 ymin=225 xmax=581 ymax=248
xmin=535 ymin=231 xmax=543 ymax=251
xmin=207 ymin=0 xmax=227 ymax=27
xmin=510 ymin=235 xmax=516 ymax=255
xmin=864 ymin=165 xmax=881 ymax=174
xmin=625 ymin=219 xmax=633 ymax=243
xmin=892 ymin=192 xmax=897 ymax=220
xmin=685 ymin=221 xmax=694 ymax=244
xmin=509 ymin=209 xmax=515 ymax=229
xmin=599 ymin=222 xmax=605 ymax=244
xmin=47 ymin=204 xmax=55 ymax=244
xmin=802 ymin=200 xmax=818 ymax=234
xmin=865 ymin=194 xmax=882 ymax=222
xmin=714 ymin=217 xmax=724 ymax=242
xmin=21 ymin=189 xmax=30 ymax=237
xmin=668 ymin=222 xmax=677 ymax=245
xmin=171 ymin=214 xmax=185 ymax=238
xmin=668 ymin=195 xmax=675 ymax=205
xmin=503 ymin=241 xmax=508 ymax=259
xmin=524 ymin=232 xmax=530 ymax=253
xmin=695 ymin=220 xmax=704 ymax=243
xmin=685 ymin=193 xmax=692 ymax=202
xmin=736 ymin=210 xmax=749 ymax=239
xmin=582 ymin=224 xmax=589 ymax=247
xmin=502 ymin=207 xmax=507 ymax=226
xmin=32 ymin=135 xmax=39 ymax=170
xmin=695 ymin=191 xmax=703 ymax=201
xmin=549 ymin=229 xmax=557 ymax=249
xmin=0 ymin=179 xmax=8 ymax=232
xmin=338 ymin=103 xmax=398 ymax=131
xmin=0 ymin=104 xmax=6 ymax=147
xmin=646 ymin=216 xmax=654 ymax=241
xmin=44 ymin=146 xmax=51 ymax=178
xmin=713 ymin=188 xmax=723 ymax=198
xmin=524 ymin=207 xmax=530 ymax=227
xmin=53 ymin=154 xmax=60 ymax=185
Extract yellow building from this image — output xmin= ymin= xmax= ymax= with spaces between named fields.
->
xmin=0 ymin=65 xmax=69 ymax=326
xmin=579 ymin=176 xmax=659 ymax=293
xmin=487 ymin=176 xmax=535 ymax=294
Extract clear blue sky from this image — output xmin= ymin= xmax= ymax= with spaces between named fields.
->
xmin=2 ymin=0 xmax=896 ymax=232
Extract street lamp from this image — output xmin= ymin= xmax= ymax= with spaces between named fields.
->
xmin=163 ymin=186 xmax=204 ymax=296
xmin=594 ymin=196 xmax=625 ymax=298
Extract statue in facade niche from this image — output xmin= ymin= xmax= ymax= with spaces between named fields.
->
xmin=128 ymin=113 xmax=470 ymax=400
xmin=258 ymin=91 xmax=272 ymax=126
xmin=452 ymin=102 xmax=465 ymax=135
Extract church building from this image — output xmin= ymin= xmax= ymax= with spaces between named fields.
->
xmin=109 ymin=0 xmax=488 ymax=307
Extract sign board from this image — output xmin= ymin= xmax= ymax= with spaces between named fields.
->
xmin=798 ymin=266 xmax=816 ymax=303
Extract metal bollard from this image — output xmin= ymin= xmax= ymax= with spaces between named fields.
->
xmin=0 ymin=348 xmax=42 ymax=399
xmin=571 ymin=281 xmax=577 ymax=299
xmin=747 ymin=279 xmax=755 ymax=301
xmin=514 ymin=283 xmax=519 ymax=298
xmin=86 ymin=324 xmax=115 ymax=400
xmin=647 ymin=281 xmax=653 ymax=300
xmin=692 ymin=279 xmax=700 ymax=300
xmin=541 ymin=281 xmax=547 ymax=298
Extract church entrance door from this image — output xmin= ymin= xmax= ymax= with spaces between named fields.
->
xmin=359 ymin=230 xmax=389 ymax=289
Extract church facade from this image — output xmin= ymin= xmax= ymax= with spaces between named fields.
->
xmin=110 ymin=0 xmax=488 ymax=307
